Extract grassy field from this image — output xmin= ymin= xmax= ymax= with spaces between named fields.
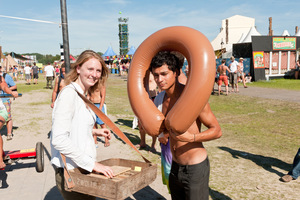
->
xmin=14 ymin=74 xmax=299 ymax=155
xmin=247 ymin=78 xmax=300 ymax=91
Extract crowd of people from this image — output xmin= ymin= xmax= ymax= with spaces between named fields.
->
xmin=214 ymin=56 xmax=251 ymax=96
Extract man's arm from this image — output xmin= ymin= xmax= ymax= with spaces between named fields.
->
xmin=225 ymin=66 xmax=231 ymax=74
xmin=0 ymin=78 xmax=18 ymax=98
xmin=170 ymin=103 xmax=222 ymax=142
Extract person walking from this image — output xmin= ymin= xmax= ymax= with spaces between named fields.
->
xmin=237 ymin=57 xmax=248 ymax=88
xmin=280 ymin=148 xmax=300 ymax=182
xmin=32 ymin=62 xmax=39 ymax=84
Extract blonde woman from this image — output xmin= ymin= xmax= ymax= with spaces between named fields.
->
xmin=51 ymin=50 xmax=114 ymax=199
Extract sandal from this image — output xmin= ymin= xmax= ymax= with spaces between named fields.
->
xmin=135 ymin=144 xmax=147 ymax=149
xmin=7 ymin=134 xmax=12 ymax=141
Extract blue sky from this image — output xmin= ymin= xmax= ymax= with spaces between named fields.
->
xmin=0 ymin=0 xmax=299 ymax=55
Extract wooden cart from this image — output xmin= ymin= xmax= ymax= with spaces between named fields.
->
xmin=65 ymin=158 xmax=157 ymax=200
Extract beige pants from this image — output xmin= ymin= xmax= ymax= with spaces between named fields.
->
xmin=55 ymin=167 xmax=96 ymax=200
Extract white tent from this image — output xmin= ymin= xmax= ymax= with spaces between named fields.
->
xmin=1 ymin=55 xmax=19 ymax=71
xmin=237 ymin=33 xmax=246 ymax=43
xmin=282 ymin=30 xmax=290 ymax=36
xmin=242 ymin=27 xmax=261 ymax=43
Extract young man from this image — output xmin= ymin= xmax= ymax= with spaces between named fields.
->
xmin=24 ymin=64 xmax=31 ymax=85
xmin=44 ymin=62 xmax=55 ymax=89
xmin=217 ymin=59 xmax=231 ymax=96
xmin=150 ymin=51 xmax=222 ymax=200
xmin=32 ymin=62 xmax=39 ymax=84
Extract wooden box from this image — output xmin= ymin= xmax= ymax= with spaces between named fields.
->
xmin=66 ymin=158 xmax=157 ymax=200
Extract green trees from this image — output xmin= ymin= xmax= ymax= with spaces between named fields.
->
xmin=23 ymin=53 xmax=60 ymax=64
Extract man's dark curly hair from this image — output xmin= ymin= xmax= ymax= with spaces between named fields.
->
xmin=150 ymin=51 xmax=181 ymax=73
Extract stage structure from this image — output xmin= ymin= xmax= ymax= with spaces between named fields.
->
xmin=118 ymin=17 xmax=129 ymax=55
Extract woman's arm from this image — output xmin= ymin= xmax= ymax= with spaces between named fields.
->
xmin=51 ymin=78 xmax=59 ymax=108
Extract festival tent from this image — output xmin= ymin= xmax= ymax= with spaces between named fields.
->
xmin=103 ymin=46 xmax=117 ymax=57
xmin=242 ymin=26 xmax=261 ymax=43
xmin=127 ymin=46 xmax=136 ymax=55
xmin=1 ymin=55 xmax=19 ymax=72
xmin=237 ymin=33 xmax=246 ymax=43
xmin=281 ymin=30 xmax=290 ymax=36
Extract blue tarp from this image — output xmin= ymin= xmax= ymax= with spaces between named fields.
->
xmin=103 ymin=46 xmax=117 ymax=57
xmin=127 ymin=46 xmax=136 ymax=55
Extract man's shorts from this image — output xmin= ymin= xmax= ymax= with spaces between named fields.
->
xmin=25 ymin=74 xmax=31 ymax=80
xmin=33 ymin=73 xmax=39 ymax=79
xmin=218 ymin=75 xmax=228 ymax=86
xmin=229 ymin=73 xmax=237 ymax=84
xmin=0 ymin=108 xmax=8 ymax=122
xmin=3 ymin=100 xmax=11 ymax=121
xmin=169 ymin=157 xmax=210 ymax=200
xmin=94 ymin=103 xmax=106 ymax=125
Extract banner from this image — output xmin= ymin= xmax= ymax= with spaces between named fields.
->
xmin=273 ymin=37 xmax=296 ymax=50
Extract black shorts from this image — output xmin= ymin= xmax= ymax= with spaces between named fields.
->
xmin=33 ymin=73 xmax=39 ymax=79
xmin=169 ymin=157 xmax=210 ymax=200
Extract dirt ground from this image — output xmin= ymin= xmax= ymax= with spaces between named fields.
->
xmin=1 ymin=77 xmax=299 ymax=200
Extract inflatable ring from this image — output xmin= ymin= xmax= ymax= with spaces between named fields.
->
xmin=127 ymin=26 xmax=215 ymax=136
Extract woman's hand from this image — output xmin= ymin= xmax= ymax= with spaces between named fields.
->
xmin=93 ymin=162 xmax=114 ymax=178
xmin=93 ymin=128 xmax=111 ymax=140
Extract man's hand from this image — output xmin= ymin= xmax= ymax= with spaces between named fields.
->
xmin=158 ymin=133 xmax=169 ymax=145
xmin=169 ymin=130 xmax=194 ymax=142
xmin=11 ymin=91 xmax=18 ymax=98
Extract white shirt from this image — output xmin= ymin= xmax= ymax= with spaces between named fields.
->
xmin=24 ymin=66 xmax=31 ymax=75
xmin=229 ymin=60 xmax=238 ymax=73
xmin=44 ymin=65 xmax=55 ymax=77
xmin=154 ymin=91 xmax=165 ymax=139
xmin=51 ymin=82 xmax=96 ymax=172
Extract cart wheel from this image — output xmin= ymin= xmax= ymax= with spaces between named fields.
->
xmin=35 ymin=142 xmax=44 ymax=173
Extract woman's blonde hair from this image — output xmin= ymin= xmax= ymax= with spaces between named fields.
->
xmin=64 ymin=50 xmax=108 ymax=93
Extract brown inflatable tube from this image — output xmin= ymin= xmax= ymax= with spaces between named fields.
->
xmin=127 ymin=26 xmax=215 ymax=136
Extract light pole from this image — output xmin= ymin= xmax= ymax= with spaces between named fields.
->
xmin=60 ymin=0 xmax=70 ymax=73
